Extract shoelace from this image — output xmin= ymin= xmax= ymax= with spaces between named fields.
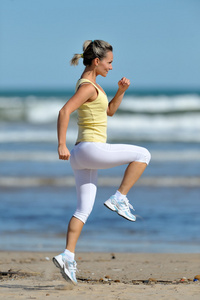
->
xmin=68 ymin=261 xmax=77 ymax=272
xmin=123 ymin=198 xmax=135 ymax=211
xmin=62 ymin=258 xmax=77 ymax=273
xmin=68 ymin=261 xmax=79 ymax=275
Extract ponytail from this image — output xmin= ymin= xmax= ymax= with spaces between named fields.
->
xmin=70 ymin=53 xmax=83 ymax=66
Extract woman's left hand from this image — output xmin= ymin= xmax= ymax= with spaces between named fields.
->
xmin=118 ymin=77 xmax=130 ymax=92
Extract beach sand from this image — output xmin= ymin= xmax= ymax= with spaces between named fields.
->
xmin=0 ymin=251 xmax=200 ymax=299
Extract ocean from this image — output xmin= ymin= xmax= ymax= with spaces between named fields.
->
xmin=0 ymin=88 xmax=200 ymax=253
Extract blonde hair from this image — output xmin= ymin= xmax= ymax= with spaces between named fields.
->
xmin=70 ymin=40 xmax=113 ymax=66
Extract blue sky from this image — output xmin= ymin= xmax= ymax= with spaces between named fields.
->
xmin=0 ymin=0 xmax=200 ymax=90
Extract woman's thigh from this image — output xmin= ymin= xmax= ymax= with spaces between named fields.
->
xmin=70 ymin=142 xmax=150 ymax=170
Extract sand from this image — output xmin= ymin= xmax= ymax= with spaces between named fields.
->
xmin=0 ymin=251 xmax=200 ymax=299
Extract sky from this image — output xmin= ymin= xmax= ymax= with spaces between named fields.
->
xmin=0 ymin=0 xmax=200 ymax=90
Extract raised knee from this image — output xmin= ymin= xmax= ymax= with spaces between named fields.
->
xmin=145 ymin=149 xmax=151 ymax=165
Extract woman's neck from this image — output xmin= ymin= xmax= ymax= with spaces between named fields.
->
xmin=81 ymin=67 xmax=98 ymax=83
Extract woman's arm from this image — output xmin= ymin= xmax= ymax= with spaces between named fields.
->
xmin=57 ymin=84 xmax=97 ymax=160
xmin=107 ymin=77 xmax=130 ymax=116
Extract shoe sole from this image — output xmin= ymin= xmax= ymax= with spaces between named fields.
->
xmin=117 ymin=211 xmax=136 ymax=222
xmin=104 ymin=201 xmax=117 ymax=212
xmin=104 ymin=202 xmax=136 ymax=222
xmin=52 ymin=257 xmax=77 ymax=285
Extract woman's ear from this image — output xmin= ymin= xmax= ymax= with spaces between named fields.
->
xmin=94 ymin=57 xmax=100 ymax=66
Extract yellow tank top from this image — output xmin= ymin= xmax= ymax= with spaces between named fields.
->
xmin=75 ymin=78 xmax=108 ymax=143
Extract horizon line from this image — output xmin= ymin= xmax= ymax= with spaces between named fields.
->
xmin=0 ymin=86 xmax=200 ymax=96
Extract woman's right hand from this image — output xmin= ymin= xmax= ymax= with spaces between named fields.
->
xmin=58 ymin=144 xmax=71 ymax=160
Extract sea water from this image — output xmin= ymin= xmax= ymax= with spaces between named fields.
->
xmin=0 ymin=89 xmax=200 ymax=253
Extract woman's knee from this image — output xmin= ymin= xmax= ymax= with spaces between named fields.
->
xmin=73 ymin=209 xmax=92 ymax=224
xmin=145 ymin=148 xmax=151 ymax=165
xmin=137 ymin=147 xmax=151 ymax=165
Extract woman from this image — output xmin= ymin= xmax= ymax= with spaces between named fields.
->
xmin=53 ymin=40 xmax=151 ymax=284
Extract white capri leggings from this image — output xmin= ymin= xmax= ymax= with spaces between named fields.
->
xmin=70 ymin=142 xmax=151 ymax=223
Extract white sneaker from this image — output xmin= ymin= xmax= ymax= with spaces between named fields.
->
xmin=52 ymin=253 xmax=77 ymax=285
xmin=104 ymin=195 xmax=136 ymax=222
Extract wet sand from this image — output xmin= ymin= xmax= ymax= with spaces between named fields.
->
xmin=0 ymin=251 xmax=200 ymax=299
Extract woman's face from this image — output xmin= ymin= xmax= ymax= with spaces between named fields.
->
xmin=96 ymin=51 xmax=113 ymax=77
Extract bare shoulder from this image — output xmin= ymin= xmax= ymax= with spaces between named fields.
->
xmin=76 ymin=82 xmax=98 ymax=101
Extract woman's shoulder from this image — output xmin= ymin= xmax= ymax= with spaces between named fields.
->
xmin=76 ymin=78 xmax=99 ymax=92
